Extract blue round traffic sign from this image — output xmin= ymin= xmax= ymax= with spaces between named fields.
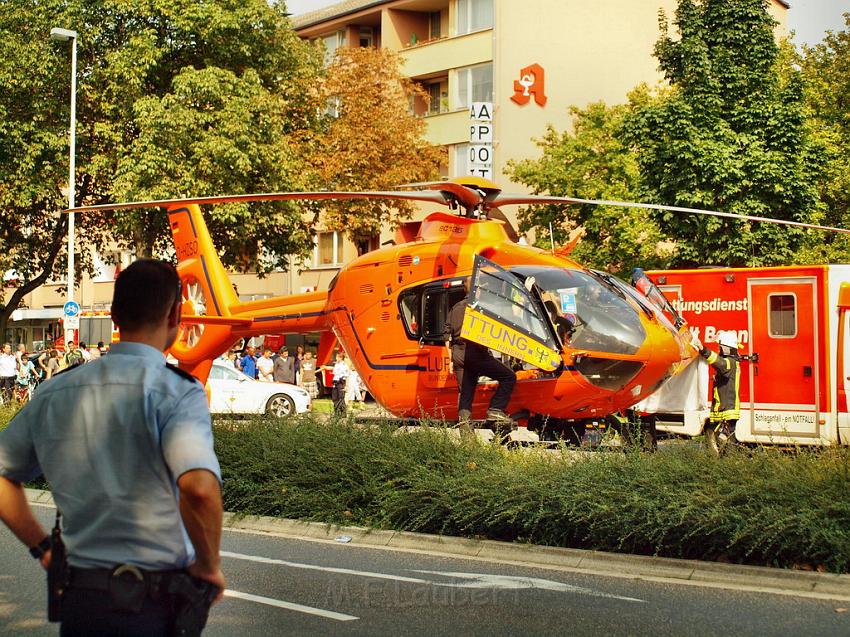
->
xmin=63 ymin=301 xmax=80 ymax=317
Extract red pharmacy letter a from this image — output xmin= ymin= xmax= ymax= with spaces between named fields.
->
xmin=511 ymin=63 xmax=547 ymax=107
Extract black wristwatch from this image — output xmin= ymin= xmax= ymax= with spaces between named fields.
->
xmin=29 ymin=536 xmax=51 ymax=559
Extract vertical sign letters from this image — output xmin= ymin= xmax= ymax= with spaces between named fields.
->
xmin=469 ymin=102 xmax=493 ymax=179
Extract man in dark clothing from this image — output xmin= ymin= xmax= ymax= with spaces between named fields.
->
xmin=273 ymin=348 xmax=296 ymax=384
xmin=693 ymin=330 xmax=741 ymax=450
xmin=444 ymin=292 xmax=516 ymax=427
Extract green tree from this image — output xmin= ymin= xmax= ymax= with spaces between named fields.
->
xmin=623 ymin=0 xmax=818 ymax=267
xmin=86 ymin=0 xmax=325 ymax=271
xmin=796 ymin=13 xmax=850 ymax=263
xmin=1 ymin=0 xmax=325 ymax=284
xmin=113 ymin=65 xmax=318 ymax=271
xmin=0 ymin=1 xmax=113 ymax=341
xmin=306 ymin=47 xmax=445 ymax=253
xmin=506 ymin=99 xmax=669 ymax=275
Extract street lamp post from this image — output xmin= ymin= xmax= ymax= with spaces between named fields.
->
xmin=49 ymin=27 xmax=78 ymax=346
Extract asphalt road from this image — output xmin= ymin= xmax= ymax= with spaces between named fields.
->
xmin=1 ymin=506 xmax=848 ymax=636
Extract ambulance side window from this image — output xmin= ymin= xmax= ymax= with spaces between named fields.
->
xmin=768 ymin=294 xmax=796 ymax=338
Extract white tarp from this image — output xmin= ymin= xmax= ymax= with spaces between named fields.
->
xmin=633 ymin=357 xmax=709 ymax=413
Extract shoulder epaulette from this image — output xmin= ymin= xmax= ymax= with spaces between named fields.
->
xmin=166 ymin=363 xmax=200 ymax=384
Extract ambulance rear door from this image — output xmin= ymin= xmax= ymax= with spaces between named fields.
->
xmin=748 ymin=277 xmax=819 ymax=437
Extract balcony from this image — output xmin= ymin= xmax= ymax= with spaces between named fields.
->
xmin=423 ymin=109 xmax=469 ymax=146
xmin=400 ymin=29 xmax=492 ymax=78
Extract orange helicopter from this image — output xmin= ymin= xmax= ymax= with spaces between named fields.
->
xmin=70 ymin=177 xmax=850 ymax=429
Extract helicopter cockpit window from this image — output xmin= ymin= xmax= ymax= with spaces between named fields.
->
xmin=398 ymin=281 xmax=466 ymax=342
xmin=471 ymin=260 xmax=558 ymax=352
xmin=510 ymin=266 xmax=646 ymax=356
xmin=399 ymin=292 xmax=421 ymax=338
xmin=409 ymin=281 xmax=467 ymax=343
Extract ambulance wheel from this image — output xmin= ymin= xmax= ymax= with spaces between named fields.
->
xmin=266 ymin=394 xmax=295 ymax=418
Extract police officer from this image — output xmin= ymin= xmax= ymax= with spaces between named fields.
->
xmin=693 ymin=330 xmax=741 ymax=450
xmin=0 ymin=259 xmax=225 ymax=636
xmin=444 ymin=286 xmax=516 ymax=427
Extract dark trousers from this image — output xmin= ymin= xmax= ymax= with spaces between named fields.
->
xmin=0 ymin=376 xmax=14 ymax=403
xmin=332 ymin=380 xmax=346 ymax=414
xmin=61 ymin=587 xmax=174 ymax=637
xmin=453 ymin=344 xmax=516 ymax=413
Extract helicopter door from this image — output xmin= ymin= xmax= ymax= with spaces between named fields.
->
xmin=466 ymin=255 xmax=562 ymax=372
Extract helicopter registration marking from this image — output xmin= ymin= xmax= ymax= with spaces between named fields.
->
xmin=176 ymin=240 xmax=199 ymax=260
xmin=438 ymin=224 xmax=467 ymax=236
xmin=461 ymin=307 xmax=561 ymax=372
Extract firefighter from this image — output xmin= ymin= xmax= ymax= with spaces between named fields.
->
xmin=692 ymin=330 xmax=741 ymax=450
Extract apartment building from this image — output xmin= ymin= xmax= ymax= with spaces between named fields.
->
xmin=4 ymin=0 xmax=789 ymax=350
xmin=294 ymin=0 xmax=788 ymax=194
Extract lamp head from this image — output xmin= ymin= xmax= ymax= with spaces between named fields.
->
xmin=50 ymin=27 xmax=77 ymax=41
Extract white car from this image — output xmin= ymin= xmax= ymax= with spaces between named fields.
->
xmin=206 ymin=361 xmax=311 ymax=417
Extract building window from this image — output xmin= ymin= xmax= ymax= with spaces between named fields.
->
xmin=455 ymin=63 xmax=493 ymax=109
xmin=768 ymin=294 xmax=796 ymax=338
xmin=456 ymin=0 xmax=494 ymax=35
xmin=430 ymin=11 xmax=442 ymax=38
xmin=427 ymin=83 xmax=441 ymax=115
xmin=359 ymin=26 xmax=373 ymax=48
xmin=453 ymin=142 xmax=491 ymax=178
xmin=314 ymin=231 xmax=344 ymax=267
xmin=319 ymin=30 xmax=346 ymax=66
xmin=453 ymin=143 xmax=470 ymax=176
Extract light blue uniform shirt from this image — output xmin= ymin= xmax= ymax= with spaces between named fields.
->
xmin=0 ymin=342 xmax=221 ymax=570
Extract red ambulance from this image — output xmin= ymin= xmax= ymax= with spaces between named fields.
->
xmin=638 ymin=265 xmax=850 ymax=446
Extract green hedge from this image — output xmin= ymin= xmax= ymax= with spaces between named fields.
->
xmin=0 ymin=403 xmax=18 ymax=433
xmin=215 ymin=416 xmax=850 ymax=573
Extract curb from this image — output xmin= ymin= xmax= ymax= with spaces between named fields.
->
xmin=26 ymin=489 xmax=850 ymax=600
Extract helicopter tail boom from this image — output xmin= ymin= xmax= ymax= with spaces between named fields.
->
xmin=167 ymin=204 xmax=243 ymax=376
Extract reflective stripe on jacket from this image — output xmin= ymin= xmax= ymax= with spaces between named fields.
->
xmin=701 ymin=348 xmax=740 ymax=422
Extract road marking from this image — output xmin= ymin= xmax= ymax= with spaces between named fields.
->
xmin=221 ymin=551 xmax=644 ymax=602
xmin=413 ymin=570 xmax=645 ymax=602
xmin=225 ymin=589 xmax=358 ymax=621
xmin=222 ymin=550 xmax=431 ymax=584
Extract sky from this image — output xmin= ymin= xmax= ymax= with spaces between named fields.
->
xmin=283 ymin=0 xmax=850 ymax=47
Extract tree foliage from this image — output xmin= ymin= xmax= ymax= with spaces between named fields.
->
xmin=506 ymin=99 xmax=669 ymax=275
xmin=1 ymin=0 xmax=327 ymax=302
xmin=796 ymin=13 xmax=850 ymax=263
xmin=622 ymin=0 xmax=819 ymax=268
xmin=0 ymin=0 xmax=113 ymax=339
xmin=306 ymin=47 xmax=445 ymax=251
xmin=78 ymin=0 xmax=325 ymax=272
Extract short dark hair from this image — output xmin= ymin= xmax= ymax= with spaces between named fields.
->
xmin=111 ymin=259 xmax=181 ymax=332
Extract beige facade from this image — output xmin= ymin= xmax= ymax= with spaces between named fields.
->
xmin=296 ymin=0 xmax=787 ymax=196
xmin=5 ymin=0 xmax=789 ymax=348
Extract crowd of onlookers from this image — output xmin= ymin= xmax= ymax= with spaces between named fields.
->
xmin=218 ymin=343 xmax=366 ymax=409
xmin=0 ymin=340 xmax=109 ymax=404
xmin=2 ymin=338 xmax=369 ymax=410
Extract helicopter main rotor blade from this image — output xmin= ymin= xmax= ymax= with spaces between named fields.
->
xmin=66 ymin=190 xmax=454 ymax=213
xmin=396 ymin=179 xmax=487 ymax=210
xmin=422 ymin=182 xmax=483 ymax=209
xmin=490 ymin=194 xmax=850 ymax=235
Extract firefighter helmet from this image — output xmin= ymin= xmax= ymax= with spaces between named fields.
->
xmin=717 ymin=330 xmax=739 ymax=349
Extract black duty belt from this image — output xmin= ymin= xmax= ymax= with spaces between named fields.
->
xmin=70 ymin=565 xmax=185 ymax=599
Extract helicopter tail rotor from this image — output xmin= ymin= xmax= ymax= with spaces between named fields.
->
xmin=166 ymin=204 xmax=242 ymax=378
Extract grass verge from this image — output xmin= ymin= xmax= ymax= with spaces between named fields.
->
xmin=215 ymin=415 xmax=850 ymax=573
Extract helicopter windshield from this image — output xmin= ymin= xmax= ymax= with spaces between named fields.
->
xmin=468 ymin=258 xmax=561 ymax=370
xmin=510 ymin=266 xmax=646 ymax=356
